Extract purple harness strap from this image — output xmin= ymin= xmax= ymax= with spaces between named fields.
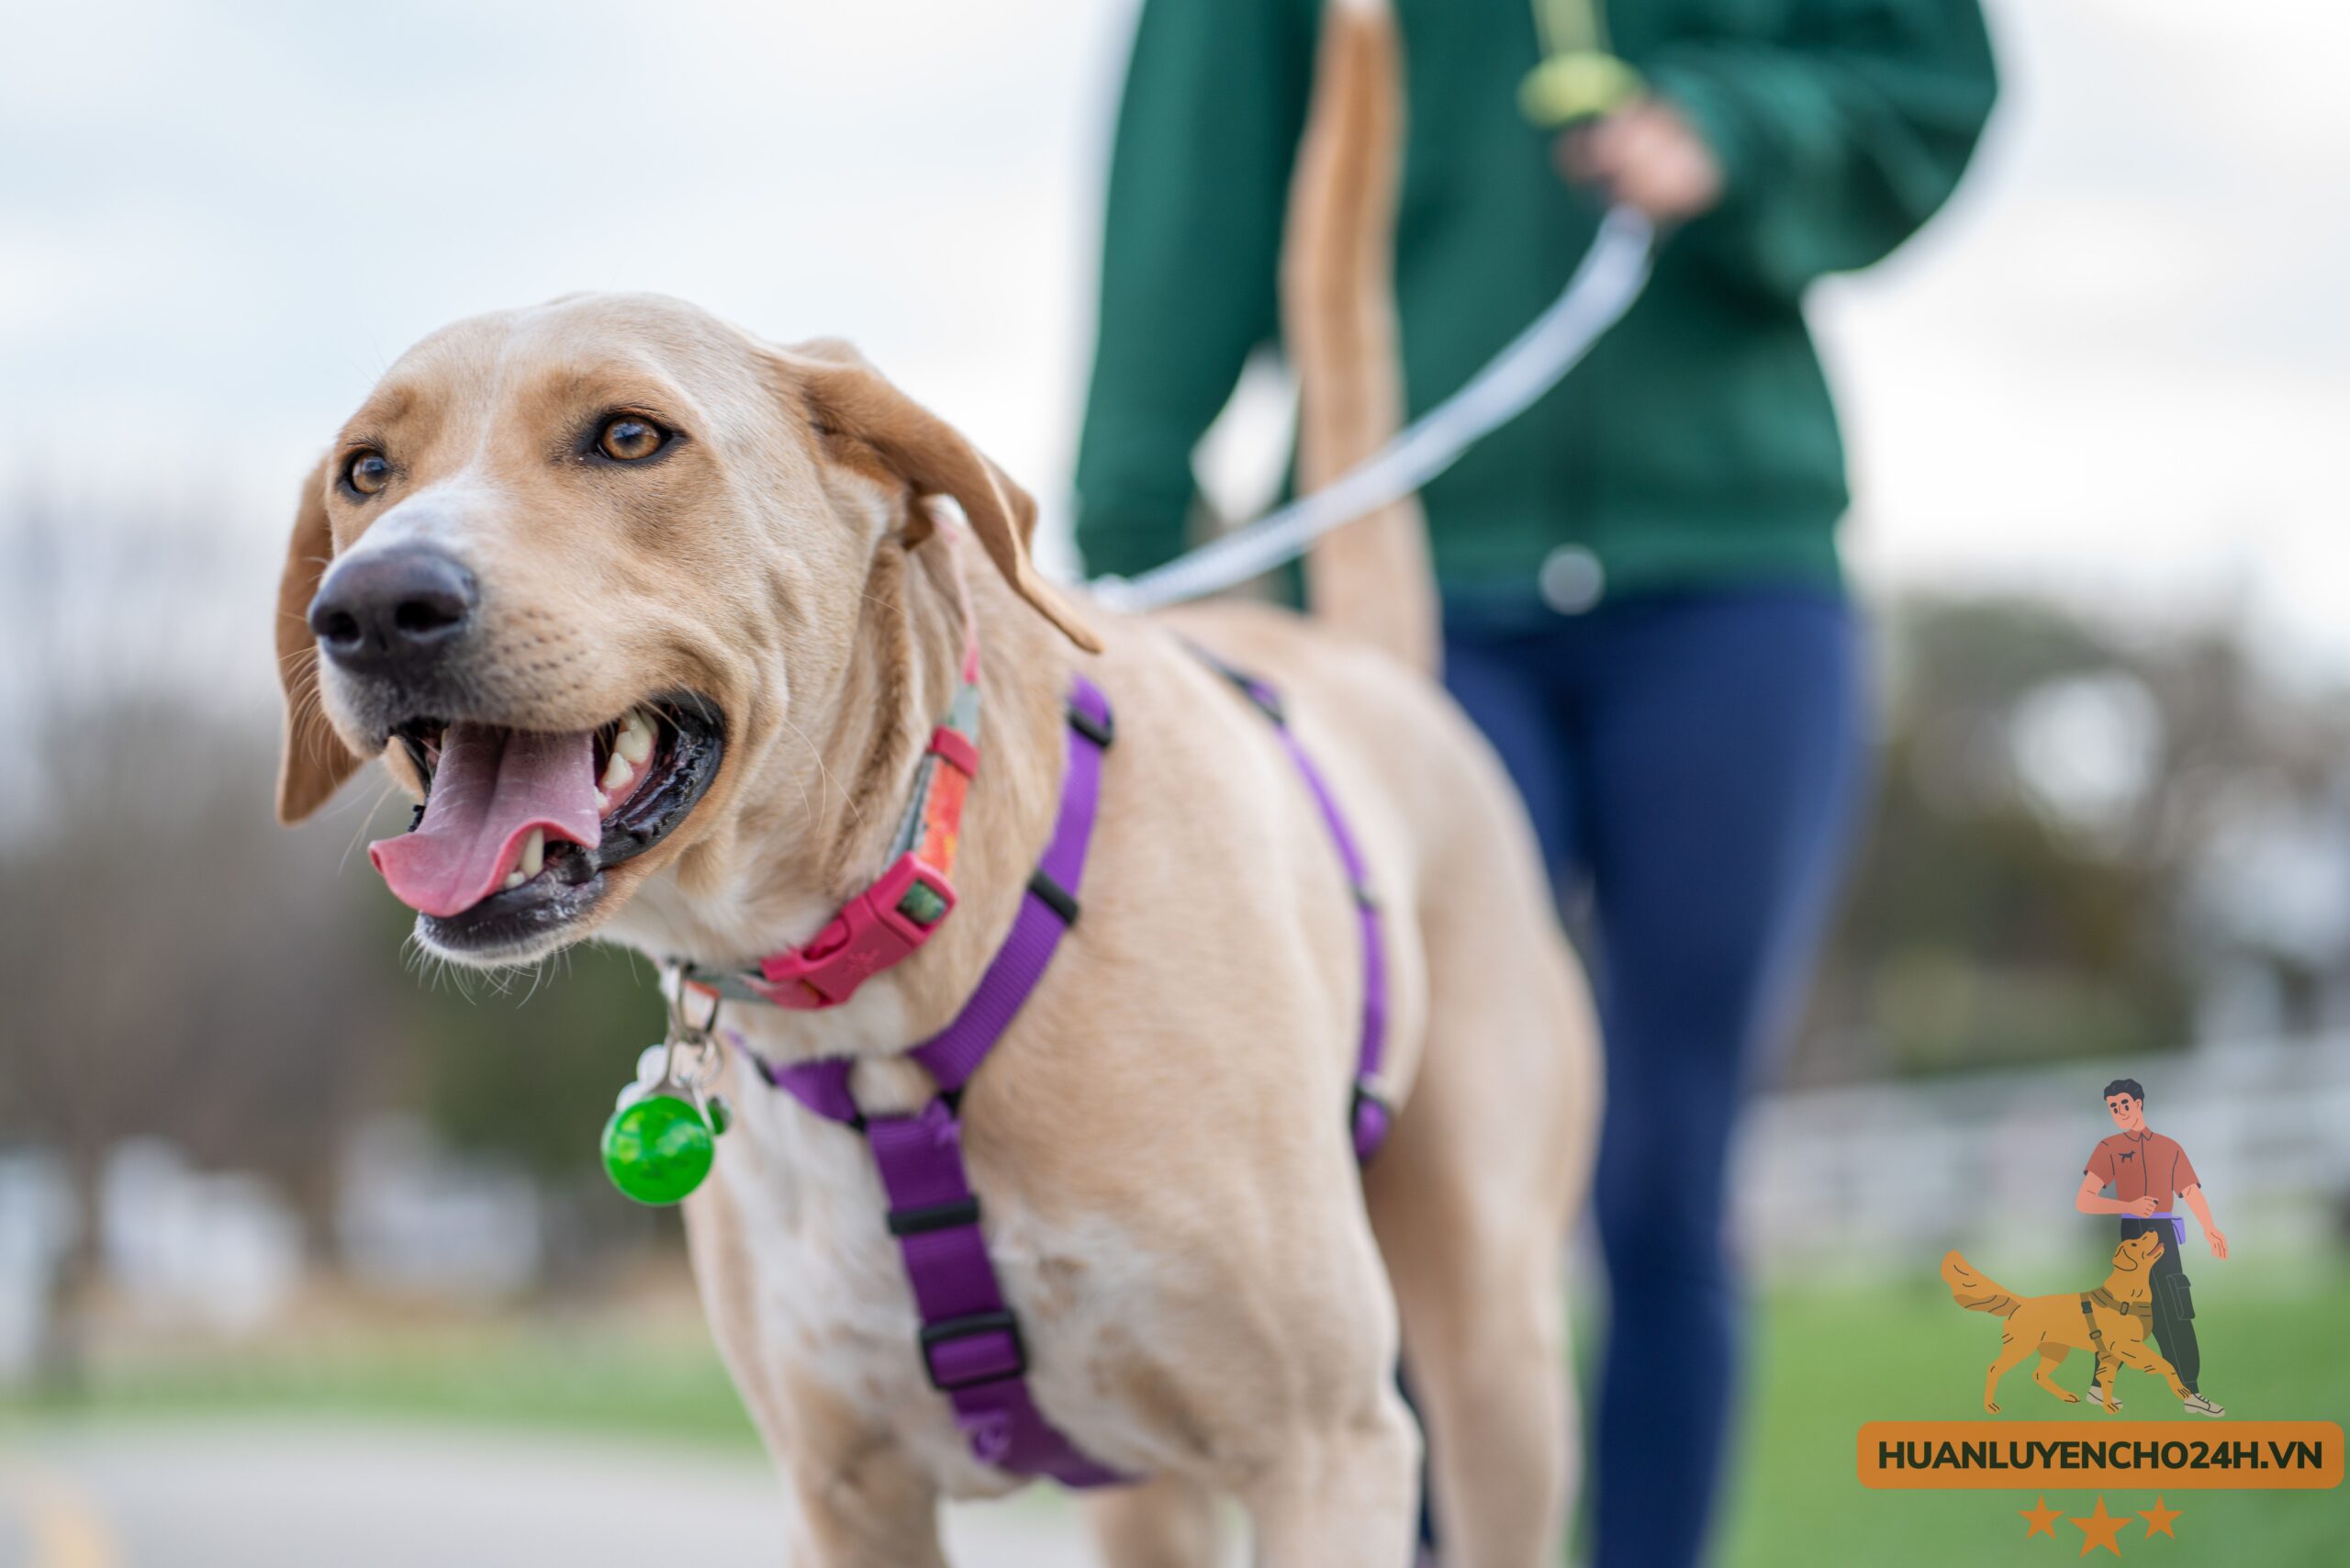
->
xmin=758 ymin=675 xmax=1120 ymax=1487
xmin=1211 ymin=667 xmax=1393 ymax=1160
xmin=747 ymin=666 xmax=1390 ymax=1488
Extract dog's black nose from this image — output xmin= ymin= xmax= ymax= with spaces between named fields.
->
xmin=308 ymin=546 xmax=479 ymax=677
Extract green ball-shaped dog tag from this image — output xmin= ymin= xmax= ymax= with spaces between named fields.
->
xmin=601 ymin=1093 xmax=715 ymax=1205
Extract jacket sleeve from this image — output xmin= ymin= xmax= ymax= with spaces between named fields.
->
xmin=1072 ymin=0 xmax=1318 ymax=580
xmin=1642 ymin=0 xmax=1998 ymax=300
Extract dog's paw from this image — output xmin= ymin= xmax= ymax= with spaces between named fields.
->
xmin=2059 ymin=1392 xmax=2081 ymax=1404
xmin=1985 ymin=1401 xmax=2001 ymax=1415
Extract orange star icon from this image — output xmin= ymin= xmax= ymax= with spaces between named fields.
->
xmin=2138 ymin=1496 xmax=2183 ymax=1540
xmin=2018 ymin=1495 xmax=2065 ymax=1538
xmin=2070 ymin=1495 xmax=2130 ymax=1557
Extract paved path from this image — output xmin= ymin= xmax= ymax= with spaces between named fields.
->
xmin=0 ymin=1420 xmax=1192 ymax=1568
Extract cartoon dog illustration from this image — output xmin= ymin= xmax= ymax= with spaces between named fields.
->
xmin=1942 ymin=1233 xmax=2202 ymax=1415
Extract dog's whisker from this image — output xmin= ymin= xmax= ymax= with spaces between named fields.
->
xmin=338 ymin=778 xmax=402 ymax=875
xmin=773 ymin=711 xmax=841 ymax=827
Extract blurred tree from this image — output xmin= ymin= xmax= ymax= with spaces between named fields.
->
xmin=0 ymin=693 xmax=407 ymax=1387
xmin=392 ymin=898 xmax=663 ymax=1182
xmin=0 ymin=691 xmax=677 ymax=1377
xmin=384 ymin=899 xmax=674 ymax=1282
xmin=1795 ymin=595 xmax=2350 ymax=1084
xmin=0 ymin=496 xmax=678 ymax=1382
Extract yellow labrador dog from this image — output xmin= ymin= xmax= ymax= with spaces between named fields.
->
xmin=273 ymin=4 xmax=1595 ymax=1562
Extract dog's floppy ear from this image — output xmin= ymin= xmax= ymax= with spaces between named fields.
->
xmin=781 ymin=344 xmax=1102 ymax=653
xmin=274 ymin=454 xmax=364 ymax=823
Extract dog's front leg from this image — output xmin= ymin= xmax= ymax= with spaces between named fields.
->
xmin=1239 ymin=1389 xmax=1423 ymax=1568
xmin=2109 ymin=1338 xmax=2192 ymax=1406
xmin=1086 ymin=1473 xmax=1224 ymax=1568
xmin=781 ymin=1437 xmax=949 ymax=1568
xmin=2093 ymin=1350 xmax=2123 ymax=1412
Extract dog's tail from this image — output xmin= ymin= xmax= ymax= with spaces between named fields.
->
xmin=1281 ymin=0 xmax=1438 ymax=675
xmin=1942 ymin=1250 xmax=2022 ymax=1317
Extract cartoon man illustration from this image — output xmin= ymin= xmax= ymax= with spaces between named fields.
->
xmin=2074 ymin=1078 xmax=2226 ymax=1416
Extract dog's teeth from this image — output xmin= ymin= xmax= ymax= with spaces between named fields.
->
xmin=602 ymin=750 xmax=633 ymax=791
xmin=502 ymin=871 xmax=526 ymax=890
xmin=595 ymin=790 xmax=611 ymax=813
xmin=519 ymin=828 xmax=545 ymax=879
xmin=616 ymin=709 xmax=655 ymax=765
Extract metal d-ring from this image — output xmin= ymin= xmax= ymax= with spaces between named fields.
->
xmin=659 ymin=968 xmax=728 ymax=1092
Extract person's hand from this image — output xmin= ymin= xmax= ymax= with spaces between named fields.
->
xmin=2205 ymin=1226 xmax=2229 ymax=1260
xmin=2126 ymin=1195 xmax=2161 ymax=1218
xmin=1554 ymin=97 xmax=1724 ymax=222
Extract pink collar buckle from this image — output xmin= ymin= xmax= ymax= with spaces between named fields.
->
xmin=753 ymin=853 xmax=958 ymax=1009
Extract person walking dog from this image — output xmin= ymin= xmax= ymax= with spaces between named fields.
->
xmin=2075 ymin=1078 xmax=2227 ymax=1417
xmin=1075 ymin=2 xmax=1997 ymax=1562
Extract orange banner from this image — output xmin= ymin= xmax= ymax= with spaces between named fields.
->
xmin=1857 ymin=1421 xmax=2344 ymax=1490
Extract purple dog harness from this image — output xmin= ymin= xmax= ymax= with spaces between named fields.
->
xmin=737 ymin=666 xmax=1392 ymax=1486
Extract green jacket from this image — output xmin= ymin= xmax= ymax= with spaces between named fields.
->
xmin=1074 ymin=0 xmax=1998 ymax=604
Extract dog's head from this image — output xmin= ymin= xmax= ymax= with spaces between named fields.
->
xmin=276 ymin=294 xmax=1097 ymax=966
xmin=2109 ymin=1231 xmax=2165 ymax=1273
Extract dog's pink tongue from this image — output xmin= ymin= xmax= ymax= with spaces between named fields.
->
xmin=369 ymin=723 xmax=602 ymax=917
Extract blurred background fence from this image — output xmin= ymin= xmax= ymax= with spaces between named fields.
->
xmin=1740 ymin=1033 xmax=2350 ymax=1284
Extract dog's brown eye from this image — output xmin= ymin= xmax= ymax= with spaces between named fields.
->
xmin=598 ymin=417 xmax=665 ymax=462
xmin=345 ymin=450 xmax=391 ymax=497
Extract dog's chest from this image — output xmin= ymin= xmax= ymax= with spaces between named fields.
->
xmin=699 ymin=1081 xmax=1162 ymax=1495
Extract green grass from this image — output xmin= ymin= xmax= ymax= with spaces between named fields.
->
xmin=9 ymin=1266 xmax=2344 ymax=1562
xmin=3 ymin=1319 xmax=761 ymax=1450
xmin=1720 ymin=1264 xmax=2350 ymax=1567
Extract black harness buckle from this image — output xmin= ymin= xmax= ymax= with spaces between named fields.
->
xmin=886 ymin=1195 xmax=981 ymax=1238
xmin=919 ymin=1309 xmax=1027 ymax=1392
xmin=1028 ymin=868 xmax=1080 ymax=925
xmin=1068 ymin=700 xmax=1115 ymax=750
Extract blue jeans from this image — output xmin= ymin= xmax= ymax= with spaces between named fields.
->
xmin=1442 ymin=585 xmax=1868 ymax=1568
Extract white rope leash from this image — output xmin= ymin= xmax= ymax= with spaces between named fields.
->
xmin=1090 ymin=205 xmax=1655 ymax=613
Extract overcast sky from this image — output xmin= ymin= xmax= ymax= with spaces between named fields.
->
xmin=5 ymin=0 xmax=2345 ymax=697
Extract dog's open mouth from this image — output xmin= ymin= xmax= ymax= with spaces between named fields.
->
xmin=367 ymin=694 xmax=723 ymax=956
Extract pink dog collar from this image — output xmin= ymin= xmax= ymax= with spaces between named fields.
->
xmin=748 ymin=739 xmax=970 ymax=1010
xmin=682 ymin=536 xmax=984 ymax=1012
